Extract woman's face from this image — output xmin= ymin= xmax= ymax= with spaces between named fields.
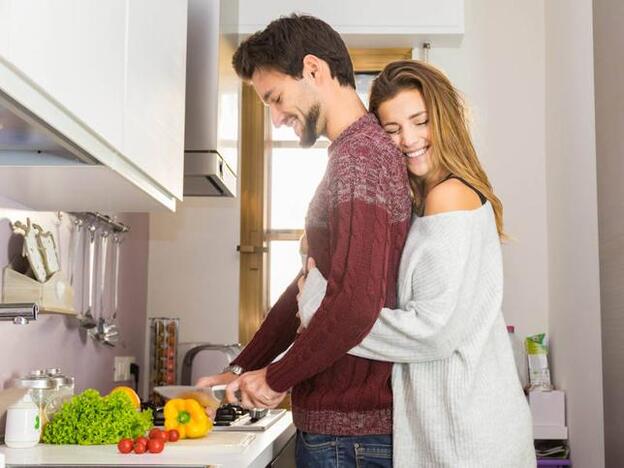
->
xmin=377 ymin=89 xmax=432 ymax=177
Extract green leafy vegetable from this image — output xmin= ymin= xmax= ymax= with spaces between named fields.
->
xmin=42 ymin=388 xmax=152 ymax=445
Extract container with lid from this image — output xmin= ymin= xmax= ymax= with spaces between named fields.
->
xmin=13 ymin=370 xmax=55 ymax=421
xmin=42 ymin=368 xmax=74 ymax=420
xmin=13 ymin=368 xmax=75 ymax=424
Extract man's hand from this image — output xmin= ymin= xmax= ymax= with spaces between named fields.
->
xmin=195 ymin=372 xmax=239 ymax=418
xmin=226 ymin=368 xmax=287 ymax=409
xmin=195 ymin=371 xmax=238 ymax=389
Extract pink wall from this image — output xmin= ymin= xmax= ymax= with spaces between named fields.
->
xmin=0 ymin=207 xmax=149 ymax=427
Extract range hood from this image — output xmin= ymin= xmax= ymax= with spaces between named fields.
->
xmin=184 ymin=151 xmax=236 ymax=196
xmin=183 ymin=0 xmax=239 ymax=198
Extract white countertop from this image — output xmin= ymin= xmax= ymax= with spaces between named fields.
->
xmin=0 ymin=413 xmax=295 ymax=468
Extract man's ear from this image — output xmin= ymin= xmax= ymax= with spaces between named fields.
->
xmin=302 ymin=54 xmax=323 ymax=82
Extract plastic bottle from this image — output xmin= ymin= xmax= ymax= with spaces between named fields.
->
xmin=507 ymin=325 xmax=529 ymax=390
xmin=4 ymin=392 xmax=41 ymax=448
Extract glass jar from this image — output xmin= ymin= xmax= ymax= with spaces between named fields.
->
xmin=12 ymin=370 xmax=55 ymax=427
xmin=43 ymin=368 xmax=74 ymax=421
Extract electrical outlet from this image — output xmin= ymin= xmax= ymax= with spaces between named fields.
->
xmin=113 ymin=356 xmax=136 ymax=382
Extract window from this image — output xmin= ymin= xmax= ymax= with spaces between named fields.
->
xmin=266 ymin=138 xmax=328 ymax=305
xmin=266 ymin=72 xmax=380 ymax=306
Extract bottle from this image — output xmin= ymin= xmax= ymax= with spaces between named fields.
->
xmin=4 ymin=392 xmax=41 ymax=448
xmin=507 ymin=325 xmax=529 ymax=390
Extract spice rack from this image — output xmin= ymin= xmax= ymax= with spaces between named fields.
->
xmin=148 ymin=317 xmax=179 ymax=404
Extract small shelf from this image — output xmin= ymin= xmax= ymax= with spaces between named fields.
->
xmin=2 ymin=268 xmax=75 ymax=315
xmin=38 ymin=306 xmax=76 ymax=316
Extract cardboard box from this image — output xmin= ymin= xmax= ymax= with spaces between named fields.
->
xmin=529 ymin=390 xmax=566 ymax=427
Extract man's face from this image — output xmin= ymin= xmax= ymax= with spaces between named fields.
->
xmin=251 ymin=68 xmax=322 ymax=147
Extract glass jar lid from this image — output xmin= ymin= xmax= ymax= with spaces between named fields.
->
xmin=45 ymin=368 xmax=74 ymax=388
xmin=13 ymin=374 xmax=55 ymax=390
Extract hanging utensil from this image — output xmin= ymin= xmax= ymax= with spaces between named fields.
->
xmin=67 ymin=217 xmax=83 ymax=287
xmin=76 ymin=223 xmax=97 ymax=330
xmin=101 ymin=232 xmax=123 ymax=346
xmin=97 ymin=229 xmax=109 ymax=319
xmin=90 ymin=228 xmax=110 ymax=344
xmin=100 ymin=234 xmax=119 ymax=347
xmin=53 ymin=212 xmax=63 ymax=270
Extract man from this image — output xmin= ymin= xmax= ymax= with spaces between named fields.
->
xmin=197 ymin=15 xmax=411 ymax=466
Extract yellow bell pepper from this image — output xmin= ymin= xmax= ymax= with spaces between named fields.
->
xmin=163 ymin=398 xmax=212 ymax=439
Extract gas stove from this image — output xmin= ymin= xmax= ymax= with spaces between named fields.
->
xmin=213 ymin=404 xmax=286 ymax=432
xmin=145 ymin=401 xmax=286 ymax=432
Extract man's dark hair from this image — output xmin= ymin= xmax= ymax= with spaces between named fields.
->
xmin=232 ymin=15 xmax=356 ymax=89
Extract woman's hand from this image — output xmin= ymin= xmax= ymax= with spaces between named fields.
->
xmin=296 ymin=258 xmax=317 ymax=333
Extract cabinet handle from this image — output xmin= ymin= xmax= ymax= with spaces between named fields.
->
xmin=236 ymin=245 xmax=268 ymax=254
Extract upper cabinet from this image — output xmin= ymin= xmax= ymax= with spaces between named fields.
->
xmin=6 ymin=1 xmax=127 ymax=152
xmin=0 ymin=2 xmax=10 ymax=65
xmin=125 ymin=0 xmax=188 ymax=201
xmin=238 ymin=0 xmax=464 ymax=46
xmin=0 ymin=0 xmax=188 ymax=211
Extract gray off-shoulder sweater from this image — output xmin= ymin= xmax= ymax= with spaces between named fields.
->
xmin=299 ymin=202 xmax=536 ymax=468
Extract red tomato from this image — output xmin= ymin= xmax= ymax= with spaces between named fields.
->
xmin=148 ymin=437 xmax=165 ymax=454
xmin=134 ymin=441 xmax=147 ymax=454
xmin=135 ymin=436 xmax=148 ymax=446
xmin=167 ymin=429 xmax=180 ymax=442
xmin=149 ymin=428 xmax=167 ymax=440
xmin=117 ymin=438 xmax=133 ymax=454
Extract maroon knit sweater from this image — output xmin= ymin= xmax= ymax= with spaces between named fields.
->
xmin=232 ymin=113 xmax=411 ymax=435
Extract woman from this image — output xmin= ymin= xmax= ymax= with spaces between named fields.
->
xmin=297 ymin=60 xmax=536 ymax=467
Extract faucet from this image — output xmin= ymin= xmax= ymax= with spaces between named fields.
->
xmin=180 ymin=343 xmax=242 ymax=385
xmin=0 ymin=303 xmax=39 ymax=324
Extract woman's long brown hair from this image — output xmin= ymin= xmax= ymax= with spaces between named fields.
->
xmin=369 ymin=60 xmax=505 ymax=239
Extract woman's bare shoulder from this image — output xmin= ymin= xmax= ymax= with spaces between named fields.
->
xmin=424 ymin=178 xmax=482 ymax=216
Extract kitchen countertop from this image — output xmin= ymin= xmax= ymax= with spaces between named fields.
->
xmin=0 ymin=412 xmax=295 ymax=468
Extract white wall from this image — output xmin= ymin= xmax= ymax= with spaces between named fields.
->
xmin=425 ymin=0 xmax=549 ymax=338
xmin=593 ymin=0 xmax=624 ymax=465
xmin=147 ymin=197 xmax=240 ymax=346
xmin=545 ymin=1 xmax=605 ymax=467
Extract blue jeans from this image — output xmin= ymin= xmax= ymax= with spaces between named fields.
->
xmin=295 ymin=431 xmax=392 ymax=467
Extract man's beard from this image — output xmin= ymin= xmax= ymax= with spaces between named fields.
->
xmin=299 ymin=104 xmax=321 ymax=148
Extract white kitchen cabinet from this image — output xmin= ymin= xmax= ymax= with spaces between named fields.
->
xmin=125 ymin=0 xmax=188 ymax=200
xmin=239 ymin=0 xmax=464 ymax=46
xmin=6 ymin=0 xmax=126 ymax=151
xmin=0 ymin=0 xmax=188 ymax=211
xmin=0 ymin=1 xmax=9 ymax=58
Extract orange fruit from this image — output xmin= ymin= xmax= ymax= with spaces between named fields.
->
xmin=111 ymin=386 xmax=141 ymax=409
